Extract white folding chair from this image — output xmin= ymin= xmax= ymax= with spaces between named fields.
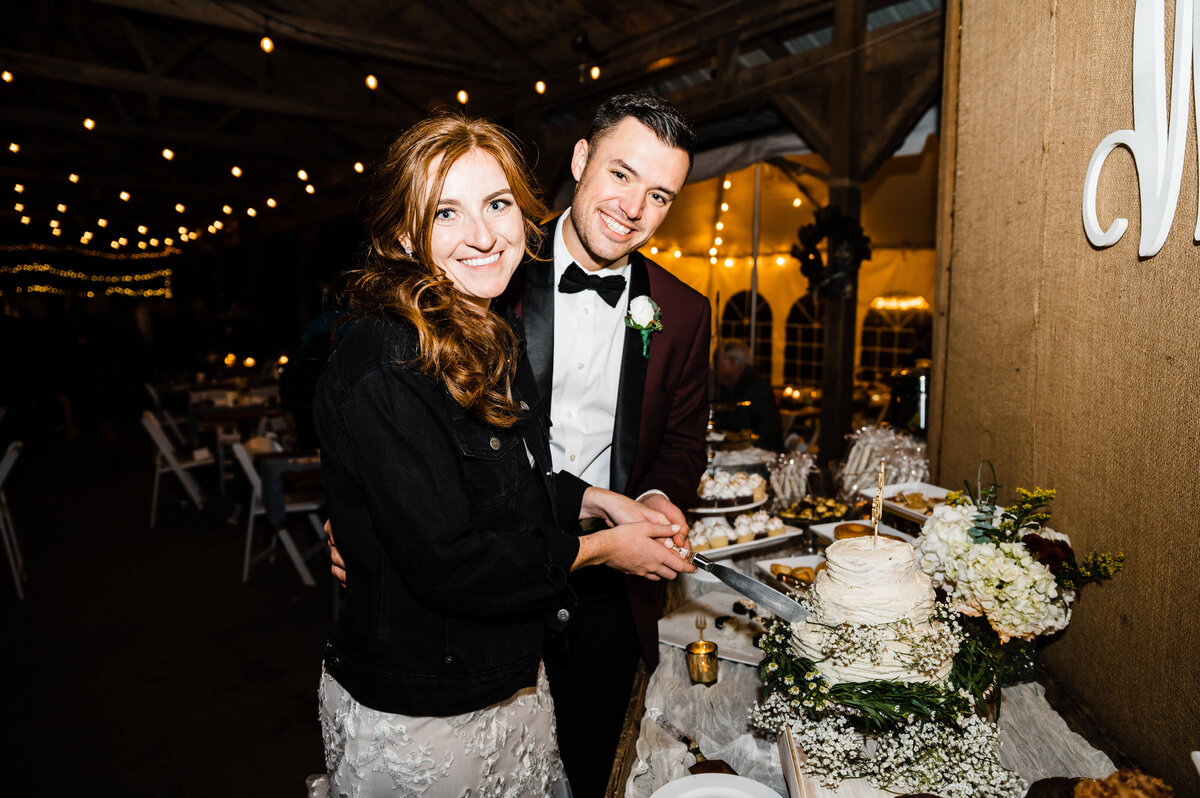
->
xmin=144 ymin=382 xmax=188 ymax=447
xmin=141 ymin=411 xmax=212 ymax=528
xmin=232 ymin=441 xmax=323 ymax=587
xmin=0 ymin=441 xmax=25 ymax=600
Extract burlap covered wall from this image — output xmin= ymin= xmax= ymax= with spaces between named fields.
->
xmin=938 ymin=1 xmax=1200 ymax=790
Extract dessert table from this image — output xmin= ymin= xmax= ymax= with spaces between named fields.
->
xmin=624 ymin=638 xmax=1116 ymax=797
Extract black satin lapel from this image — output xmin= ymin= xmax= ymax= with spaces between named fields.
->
xmin=610 ymin=255 xmax=650 ymax=496
xmin=522 ymin=243 xmax=556 ymax=414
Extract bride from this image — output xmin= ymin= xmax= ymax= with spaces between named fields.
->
xmin=311 ymin=112 xmax=693 ymax=796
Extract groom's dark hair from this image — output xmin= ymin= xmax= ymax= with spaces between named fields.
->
xmin=587 ymin=92 xmax=696 ymax=171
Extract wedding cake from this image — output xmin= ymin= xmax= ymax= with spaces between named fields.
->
xmin=792 ymin=536 xmax=954 ymax=685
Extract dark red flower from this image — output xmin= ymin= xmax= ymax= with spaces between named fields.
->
xmin=1022 ymin=533 xmax=1074 ymax=575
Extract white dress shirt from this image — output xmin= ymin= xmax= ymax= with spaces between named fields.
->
xmin=548 ymin=209 xmax=630 ymax=490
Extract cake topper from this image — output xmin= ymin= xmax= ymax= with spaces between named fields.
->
xmin=871 ymin=459 xmax=885 ymax=548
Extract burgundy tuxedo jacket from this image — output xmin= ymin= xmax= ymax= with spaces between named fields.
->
xmin=509 ymin=217 xmax=712 ymax=665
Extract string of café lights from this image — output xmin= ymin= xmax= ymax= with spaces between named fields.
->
xmin=1 ymin=42 xmax=593 ymax=264
xmin=4 ymin=52 xmax=812 ymax=288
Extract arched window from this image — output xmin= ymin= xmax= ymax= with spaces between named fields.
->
xmin=720 ymin=291 xmax=772 ymax=377
xmin=858 ymin=294 xmax=933 ymax=379
xmin=784 ymin=294 xmax=823 ymax=386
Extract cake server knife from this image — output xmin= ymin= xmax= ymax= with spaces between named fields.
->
xmin=646 ymin=708 xmax=738 ymax=775
xmin=668 ymin=543 xmax=810 ymax=623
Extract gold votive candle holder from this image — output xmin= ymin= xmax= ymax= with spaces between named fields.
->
xmin=685 ymin=640 xmax=719 ymax=685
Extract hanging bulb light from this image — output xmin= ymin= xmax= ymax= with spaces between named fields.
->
xmin=305 ymin=184 xmax=315 ymax=194
xmin=353 ymin=162 xmax=364 ymax=173
xmin=57 ymin=203 xmax=67 ymax=213
xmin=222 ymin=205 xmax=233 ymax=215
xmin=535 ymin=80 xmax=546 ymax=94
xmin=137 ymin=225 xmax=147 ymax=234
xmin=260 ymin=36 xmax=274 ymax=53
xmin=231 ymin=165 xmax=242 ymax=177
xmin=365 ymin=74 xmax=378 ymax=90
xmin=69 ymin=173 xmax=79 ymax=183
xmin=83 ymin=118 xmax=95 ymax=130
xmin=119 ymin=191 xmax=130 ymax=201
xmin=297 ymin=169 xmax=308 ymax=180
xmin=266 ymin=198 xmax=276 ymax=208
xmin=590 ymin=65 xmax=601 ymax=80
xmin=456 ymin=90 xmax=468 ymax=104
xmin=162 ymin=148 xmax=174 ymax=160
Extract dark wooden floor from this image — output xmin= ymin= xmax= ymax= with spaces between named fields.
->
xmin=3 ymin=428 xmax=331 ymax=797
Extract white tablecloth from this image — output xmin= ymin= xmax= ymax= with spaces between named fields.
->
xmin=625 ymin=643 xmax=1115 ymax=798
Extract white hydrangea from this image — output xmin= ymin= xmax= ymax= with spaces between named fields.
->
xmin=915 ymin=504 xmax=1074 ymax=642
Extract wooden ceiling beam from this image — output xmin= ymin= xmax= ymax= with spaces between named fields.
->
xmin=0 ymin=48 xmax=412 ymax=129
xmin=771 ymin=93 xmax=830 ymax=159
xmin=83 ymin=0 xmax=506 ymax=79
xmin=860 ymin=55 xmax=940 ymax=177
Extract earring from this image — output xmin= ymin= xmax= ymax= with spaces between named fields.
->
xmin=403 ymin=244 xmax=414 ymax=257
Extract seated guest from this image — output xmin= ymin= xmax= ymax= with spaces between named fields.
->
xmin=313 ymin=111 xmax=693 ymax=796
xmin=715 ymin=339 xmax=783 ymax=450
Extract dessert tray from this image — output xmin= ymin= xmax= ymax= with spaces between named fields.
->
xmin=688 ymin=523 xmax=807 ymax=561
xmin=808 ymin=519 xmax=917 ymax=545
xmin=753 ymin=553 xmax=826 ymax=583
xmin=857 ymin=480 xmax=949 ymax=524
xmin=689 ymin=497 xmax=767 ymax=515
xmin=658 ymin=590 xmax=768 ymax=665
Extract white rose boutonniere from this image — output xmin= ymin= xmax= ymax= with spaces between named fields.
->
xmin=625 ymin=295 xmax=663 ymax=358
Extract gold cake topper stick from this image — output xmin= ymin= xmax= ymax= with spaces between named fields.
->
xmin=871 ymin=459 xmax=885 ymax=548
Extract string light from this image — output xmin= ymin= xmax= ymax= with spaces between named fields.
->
xmin=51 ymin=228 xmax=61 ymax=236
xmin=56 ymin=203 xmax=66 ymax=213
xmin=297 ymin=169 xmax=308 ymax=180
xmin=69 ymin=173 xmax=79 ymax=183
xmin=708 ymin=247 xmax=717 ymax=256
xmin=266 ymin=198 xmax=276 ymax=208
xmin=224 ymin=353 xmax=237 ymax=367
xmin=164 ymin=237 xmax=174 ymax=246
xmin=13 ymin=203 xmax=22 ymax=212
xmin=231 ymin=165 xmax=242 ymax=177
xmin=649 ymin=246 xmax=658 ymax=255
xmin=174 ymin=203 xmax=185 ymax=213
xmin=8 ymin=143 xmax=18 ymax=153
xmin=178 ymin=226 xmax=187 ymax=235
xmin=723 ymin=179 xmax=732 ymax=189
xmin=19 ymin=216 xmax=29 ymax=224
xmin=260 ymin=36 xmax=274 ymax=53
xmin=353 ymin=162 xmax=364 ymax=173
xmin=119 ymin=191 xmax=130 ymax=201
xmin=118 ymin=237 xmax=128 ymax=245
xmin=162 ymin=148 xmax=174 ymax=160
xmin=212 ymin=220 xmax=223 ymax=230
xmin=49 ymin=220 xmax=59 ymax=228
xmin=188 ymin=231 xmax=197 ymax=240
xmin=535 ymin=80 xmax=546 ymax=94
xmin=723 ymin=257 xmax=734 ymax=267
xmin=278 ymin=355 xmax=289 ymax=365
xmin=0 ymin=243 xmax=178 ymax=260
xmin=456 ymin=90 xmax=468 ymax=104
xmin=714 ymin=237 xmax=722 ymax=245
xmin=590 ymin=65 xmax=601 ymax=80
xmin=246 ymin=207 xmax=257 ymax=217
xmin=365 ymin=74 xmax=378 ymax=90
xmin=83 ymin=118 xmax=95 ymax=130
xmin=775 ymin=256 xmax=786 ymax=266
xmin=149 ymin=238 xmax=158 ymax=246
xmin=13 ymin=184 xmax=22 ymax=193
xmin=222 ymin=205 xmax=232 ymax=215
xmin=793 ymin=198 xmax=802 ymax=207
xmin=720 ymin=202 xmax=729 ymax=212
xmin=710 ymin=256 xmax=717 ymax=265
xmin=137 ymin=225 xmax=147 ymax=234
xmin=243 ymin=357 xmax=256 ymax=368
xmin=305 ymin=184 xmax=315 ymax=194
xmin=870 ymin=295 xmax=931 ymax=312
xmin=1 ymin=71 xmax=12 ymax=83
xmin=138 ymin=241 xmax=147 ymax=249
xmin=98 ymin=218 xmax=108 ymax=227
xmin=207 ymin=225 xmax=216 ymax=233
xmin=673 ymin=250 xmax=681 ymax=258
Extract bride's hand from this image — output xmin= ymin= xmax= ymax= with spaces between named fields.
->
xmin=580 ymin=486 xmax=673 ymax=528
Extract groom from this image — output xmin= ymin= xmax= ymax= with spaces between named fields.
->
xmin=512 ymin=92 xmax=710 ymax=796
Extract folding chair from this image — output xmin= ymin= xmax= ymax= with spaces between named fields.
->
xmin=232 ymin=441 xmax=324 ymax=587
xmin=0 ymin=441 xmax=25 ymax=600
xmin=141 ymin=411 xmax=212 ymax=528
xmin=144 ymin=382 xmax=189 ymax=447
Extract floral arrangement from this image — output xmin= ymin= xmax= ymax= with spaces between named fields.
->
xmin=916 ymin=481 xmax=1124 ymax=644
xmin=624 ymin=295 xmax=662 ymax=358
xmin=752 ymin=601 xmax=1026 ymax=797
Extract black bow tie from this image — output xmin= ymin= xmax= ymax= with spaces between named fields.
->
xmin=557 ymin=262 xmax=626 ymax=308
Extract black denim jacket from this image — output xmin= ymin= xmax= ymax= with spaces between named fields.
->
xmin=314 ymin=308 xmax=585 ymax=716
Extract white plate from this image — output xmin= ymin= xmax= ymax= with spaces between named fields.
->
xmin=689 ymin=524 xmax=807 ymax=561
xmin=651 ymin=773 xmax=781 ymax=798
xmin=658 ymin=590 xmax=767 ymax=665
xmin=858 ymin=480 xmax=949 ymax=523
xmin=753 ymin=553 xmax=826 ymax=580
xmin=808 ymin=519 xmax=916 ymax=545
xmin=690 ymin=497 xmax=768 ymax=515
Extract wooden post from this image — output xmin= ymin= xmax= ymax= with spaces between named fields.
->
xmin=818 ymin=0 xmax=867 ymax=467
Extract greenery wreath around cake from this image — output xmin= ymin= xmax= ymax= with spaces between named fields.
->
xmin=752 ymin=471 xmax=1123 ymax=798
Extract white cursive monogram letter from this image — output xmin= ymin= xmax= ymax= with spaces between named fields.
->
xmin=1082 ymin=0 xmax=1198 ymax=258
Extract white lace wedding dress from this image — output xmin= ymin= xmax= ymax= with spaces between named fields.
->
xmin=310 ymin=664 xmax=570 ymax=798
